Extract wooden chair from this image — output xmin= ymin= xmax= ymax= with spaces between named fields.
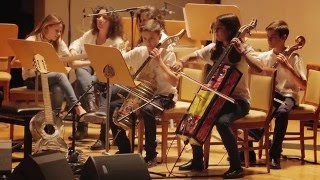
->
xmin=0 ymin=23 xmax=18 ymax=103
xmin=0 ymin=102 xmax=43 ymax=158
xmin=281 ymin=63 xmax=320 ymax=163
xmin=203 ymin=67 xmax=277 ymax=173
xmin=138 ymin=62 xmax=207 ymax=163
xmin=245 ymin=31 xmax=269 ymax=52
xmin=0 ymin=57 xmax=11 ymax=103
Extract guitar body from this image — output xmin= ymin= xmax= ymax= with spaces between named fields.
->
xmin=29 ymin=54 xmax=68 ymax=154
xmin=176 ymin=64 xmax=242 ymax=145
xmin=30 ymin=111 xmax=68 ymax=153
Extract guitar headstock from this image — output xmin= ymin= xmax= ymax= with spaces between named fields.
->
xmin=159 ymin=29 xmax=186 ymax=49
xmin=238 ymin=19 xmax=257 ymax=38
xmin=33 ymin=54 xmax=48 ymax=74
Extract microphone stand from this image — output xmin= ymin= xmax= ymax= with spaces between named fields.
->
xmin=62 ymin=81 xmax=98 ymax=164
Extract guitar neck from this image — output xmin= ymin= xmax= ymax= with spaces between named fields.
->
xmin=40 ymin=73 xmax=54 ymax=122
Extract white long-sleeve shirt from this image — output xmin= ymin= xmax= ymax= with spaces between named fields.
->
xmin=257 ymin=50 xmax=306 ymax=104
xmin=123 ymin=45 xmax=177 ymax=100
xmin=69 ymin=30 xmax=126 ymax=55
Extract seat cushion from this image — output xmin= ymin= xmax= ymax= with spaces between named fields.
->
xmin=165 ymin=101 xmax=191 ymax=114
xmin=291 ymin=103 xmax=317 ymax=114
xmin=0 ymin=72 xmax=11 ymax=81
xmin=235 ymin=110 xmax=267 ymax=124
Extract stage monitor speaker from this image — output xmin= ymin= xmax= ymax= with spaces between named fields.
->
xmin=80 ymin=154 xmax=151 ymax=180
xmin=0 ymin=140 xmax=11 ymax=177
xmin=10 ymin=151 xmax=74 ymax=180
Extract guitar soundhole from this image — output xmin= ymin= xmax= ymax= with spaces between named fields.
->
xmin=44 ymin=124 xmax=55 ymax=135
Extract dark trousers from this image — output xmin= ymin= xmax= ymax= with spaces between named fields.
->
xmin=270 ymin=92 xmax=296 ymax=158
xmin=191 ymin=99 xmax=250 ymax=170
xmin=98 ymin=86 xmax=174 ymax=157
xmin=248 ymin=92 xmax=296 ymax=158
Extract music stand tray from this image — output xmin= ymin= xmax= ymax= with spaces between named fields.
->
xmin=84 ymin=44 xmax=135 ymax=153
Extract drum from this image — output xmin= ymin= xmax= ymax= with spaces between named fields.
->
xmin=113 ymin=80 xmax=156 ymax=130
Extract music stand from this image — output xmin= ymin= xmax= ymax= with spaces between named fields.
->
xmin=183 ymin=3 xmax=241 ymax=41
xmin=84 ymin=44 xmax=135 ymax=153
xmin=8 ymin=39 xmax=67 ymax=73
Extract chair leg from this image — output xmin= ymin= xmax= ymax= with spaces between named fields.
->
xmin=203 ymin=137 xmax=210 ymax=169
xmin=265 ymin=129 xmax=270 ymax=173
xmin=258 ymin=138 xmax=263 ymax=159
xmin=243 ymin=130 xmax=250 ymax=168
xmin=161 ymin=121 xmax=169 ymax=163
xmin=177 ymin=137 xmax=182 ymax=154
xmin=300 ymin=121 xmax=305 ymax=160
xmin=10 ymin=124 xmax=14 ymax=139
xmin=313 ymin=119 xmax=318 ymax=163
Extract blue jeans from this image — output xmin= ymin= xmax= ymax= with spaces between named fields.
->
xmin=25 ymin=72 xmax=79 ymax=113
xmin=73 ymin=66 xmax=97 ymax=111
xmin=191 ymin=99 xmax=250 ymax=170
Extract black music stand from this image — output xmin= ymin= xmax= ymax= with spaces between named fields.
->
xmin=84 ymin=44 xmax=136 ymax=153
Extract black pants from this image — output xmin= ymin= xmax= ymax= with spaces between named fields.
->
xmin=248 ymin=92 xmax=296 ymax=158
xmin=98 ymin=86 xmax=175 ymax=157
xmin=191 ymin=99 xmax=250 ymax=170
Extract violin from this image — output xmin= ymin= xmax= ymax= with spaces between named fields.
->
xmin=271 ymin=36 xmax=306 ymax=68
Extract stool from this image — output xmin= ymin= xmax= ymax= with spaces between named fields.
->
xmin=0 ymin=102 xmax=43 ymax=158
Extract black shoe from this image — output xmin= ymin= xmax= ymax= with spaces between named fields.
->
xmin=270 ymin=157 xmax=281 ymax=169
xmin=88 ymin=101 xmax=98 ymax=113
xmin=179 ymin=159 xmax=204 ymax=171
xmin=68 ymin=129 xmax=88 ymax=140
xmin=144 ymin=156 xmax=158 ymax=168
xmin=223 ymin=168 xmax=244 ymax=179
xmin=90 ymin=139 xmax=105 ymax=150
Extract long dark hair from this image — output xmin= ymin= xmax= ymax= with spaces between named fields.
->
xmin=210 ymin=13 xmax=241 ymax=64
xmin=91 ymin=6 xmax=123 ymax=39
xmin=28 ymin=14 xmax=65 ymax=51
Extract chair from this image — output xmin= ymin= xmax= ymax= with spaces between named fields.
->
xmin=0 ymin=57 xmax=11 ymax=103
xmin=245 ymin=31 xmax=269 ymax=52
xmin=0 ymin=102 xmax=43 ymax=158
xmin=203 ymin=67 xmax=277 ymax=172
xmin=0 ymin=23 xmax=18 ymax=103
xmin=280 ymin=63 xmax=320 ymax=163
xmin=137 ymin=62 xmax=207 ymax=163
